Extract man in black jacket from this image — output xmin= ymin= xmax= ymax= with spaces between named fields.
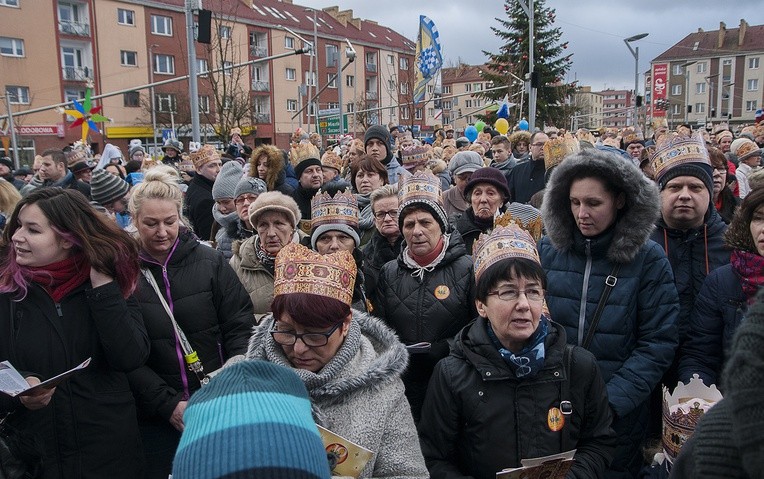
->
xmin=21 ymin=148 xmax=91 ymax=199
xmin=505 ymin=131 xmax=548 ymax=204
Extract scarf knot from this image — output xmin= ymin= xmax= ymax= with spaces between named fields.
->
xmin=486 ymin=316 xmax=548 ymax=379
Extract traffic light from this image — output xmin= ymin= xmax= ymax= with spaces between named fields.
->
xmin=636 ymin=95 xmax=643 ymax=107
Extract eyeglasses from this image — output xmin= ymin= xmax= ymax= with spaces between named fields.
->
xmin=234 ymin=194 xmax=259 ymax=206
xmin=374 ymin=210 xmax=399 ymax=220
xmin=487 ymin=288 xmax=545 ymax=302
xmin=531 ymin=142 xmax=546 ymax=147
xmin=270 ymin=321 xmax=342 ymax=347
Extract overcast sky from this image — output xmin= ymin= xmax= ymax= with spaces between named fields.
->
xmin=299 ymin=0 xmax=763 ymax=93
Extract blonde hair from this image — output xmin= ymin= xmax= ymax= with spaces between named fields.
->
xmin=128 ymin=165 xmax=184 ymax=218
xmin=0 ymin=178 xmax=21 ymax=215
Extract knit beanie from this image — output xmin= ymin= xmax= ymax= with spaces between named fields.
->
xmin=212 ymin=161 xmax=243 ymax=200
xmin=248 ymin=191 xmax=302 ymax=229
xmin=364 ymin=125 xmax=391 ymax=162
xmin=234 ymin=176 xmax=267 ymax=199
xmin=464 ymin=167 xmax=511 ymax=201
xmin=90 ymin=168 xmax=129 ymax=206
xmin=172 ymin=360 xmax=331 ymax=479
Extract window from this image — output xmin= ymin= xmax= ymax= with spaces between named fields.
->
xmin=750 ymin=57 xmax=760 ymax=69
xmin=696 ymin=62 xmax=706 ymax=73
xmin=346 ymin=75 xmax=354 ymax=87
xmin=327 ymin=74 xmax=337 ymax=88
xmin=5 ymin=85 xmax=29 ymax=104
xmin=387 ymin=79 xmax=395 ymax=91
xmin=199 ymin=95 xmax=209 ymax=113
xmin=443 ymin=100 xmax=452 ymax=109
xmin=695 ymin=102 xmax=705 ymax=113
xmin=219 ymin=25 xmax=231 ymax=39
xmin=325 ymin=44 xmax=338 ymax=67
xmin=695 ymin=82 xmax=705 ymax=94
xmin=346 ymin=102 xmax=354 ymax=113
xmin=387 ymin=54 xmax=394 ymax=65
xmin=399 ymin=57 xmax=409 ymax=70
xmin=155 ymin=93 xmax=176 ymax=112
xmin=465 ymin=99 xmax=472 ymax=108
xmin=64 ymin=88 xmax=85 ymax=111
xmin=400 ymin=106 xmax=410 ymax=119
xmin=671 ymin=84 xmax=682 ymax=95
xmin=443 ymin=86 xmax=451 ymax=94
xmin=307 ymin=103 xmax=316 ymax=116
xmin=671 ymin=104 xmax=681 ymax=115
xmin=151 ymin=15 xmax=172 ymax=36
xmin=153 ymin=54 xmax=174 ymax=74
xmin=285 ymin=67 xmax=296 ymax=81
xmin=400 ymin=82 xmax=409 ymax=94
xmin=223 ymin=61 xmax=233 ymax=76
xmin=473 ymin=83 xmax=483 ymax=91
xmin=0 ymin=0 xmax=19 ymax=6
xmin=415 ymin=108 xmax=422 ymax=120
xmin=117 ymin=8 xmax=134 ymax=26
xmin=286 ymin=99 xmax=297 ymax=112
xmin=123 ymin=91 xmax=139 ymax=107
xmin=748 ymin=79 xmax=759 ymax=91
xmin=222 ymin=96 xmax=233 ymax=110
xmin=0 ymin=37 xmax=24 ymax=57
xmin=197 ymin=58 xmax=208 ymax=77
xmin=722 ymin=59 xmax=732 ymax=66
xmin=305 ymin=71 xmax=316 ymax=86
xmin=465 ymin=84 xmax=472 ymax=92
xmin=673 ymin=64 xmax=683 ymax=75
xmin=747 ymin=100 xmax=758 ymax=112
xmin=327 ymin=102 xmax=339 ymax=110
xmin=120 ymin=50 xmax=137 ymax=67
xmin=284 ymin=36 xmax=294 ymax=49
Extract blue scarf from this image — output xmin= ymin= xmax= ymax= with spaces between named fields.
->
xmin=486 ymin=316 xmax=549 ymax=379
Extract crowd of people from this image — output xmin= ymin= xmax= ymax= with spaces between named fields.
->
xmin=1 ymin=118 xmax=764 ymax=479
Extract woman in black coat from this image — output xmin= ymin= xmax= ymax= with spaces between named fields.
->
xmin=127 ymin=166 xmax=254 ymax=479
xmin=0 ymin=188 xmax=149 ymax=479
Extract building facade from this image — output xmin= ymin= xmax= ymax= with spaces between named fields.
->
xmin=441 ymin=64 xmax=494 ymax=134
xmin=570 ymin=85 xmax=604 ymax=130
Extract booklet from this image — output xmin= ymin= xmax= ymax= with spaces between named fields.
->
xmin=0 ymin=358 xmax=92 ymax=397
xmin=317 ymin=425 xmax=373 ymax=479
xmin=496 ymin=450 xmax=576 ymax=479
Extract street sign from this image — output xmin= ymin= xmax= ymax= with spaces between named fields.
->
xmin=318 ymin=108 xmax=340 ymax=118
xmin=318 ymin=115 xmax=348 ymax=135
xmin=162 ymin=129 xmax=175 ymax=141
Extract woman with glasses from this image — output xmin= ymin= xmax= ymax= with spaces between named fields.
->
xmin=708 ymin=146 xmax=739 ymax=224
xmin=215 ymin=175 xmax=266 ymax=258
xmin=420 ymin=219 xmax=615 ymax=479
xmin=538 ymin=149 xmax=679 ymax=478
xmin=362 ymin=185 xmax=402 ymax=308
xmin=351 ymin=156 xmax=389 ymax=246
xmin=247 ymin=243 xmax=428 ymax=479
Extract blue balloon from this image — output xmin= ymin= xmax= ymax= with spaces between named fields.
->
xmin=464 ymin=125 xmax=478 ymax=142
xmin=518 ymin=119 xmax=529 ymax=131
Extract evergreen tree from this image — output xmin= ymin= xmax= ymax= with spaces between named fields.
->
xmin=480 ymin=0 xmax=577 ymax=128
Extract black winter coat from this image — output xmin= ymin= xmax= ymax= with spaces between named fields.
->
xmin=505 ymin=158 xmax=546 ymax=204
xmin=0 ymin=281 xmax=149 ymax=479
xmin=128 ymin=232 xmax=253 ymax=420
xmin=184 ymin=174 xmax=215 ymax=241
xmin=375 ymin=230 xmax=475 ymax=420
xmin=292 ymin=184 xmax=319 ymax=235
xmin=420 ymin=318 xmax=616 ymax=479
xmin=361 ymin=229 xmax=403 ymax=308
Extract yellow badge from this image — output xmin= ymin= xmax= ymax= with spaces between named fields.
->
xmin=434 ymin=285 xmax=450 ymax=300
xmin=548 ymin=407 xmax=565 ymax=432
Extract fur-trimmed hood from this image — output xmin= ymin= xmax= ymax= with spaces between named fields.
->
xmin=246 ymin=309 xmax=408 ymax=408
xmin=541 ymin=149 xmax=660 ymax=263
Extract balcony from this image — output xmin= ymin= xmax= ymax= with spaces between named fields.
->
xmin=253 ymin=113 xmax=271 ymax=123
xmin=365 ymin=91 xmax=377 ymax=100
xmin=59 ymin=20 xmax=90 ymax=36
xmin=251 ymin=80 xmax=270 ymax=92
xmin=366 ymin=63 xmax=377 ymax=72
xmin=62 ymin=66 xmax=92 ymax=81
xmin=250 ymin=45 xmax=268 ymax=58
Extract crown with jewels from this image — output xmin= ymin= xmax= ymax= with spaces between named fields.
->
xmin=473 ymin=212 xmax=542 ymax=281
xmin=401 ymin=145 xmax=432 ymax=170
xmin=273 ymin=243 xmax=357 ymax=306
xmin=321 ymin=150 xmax=343 ymax=172
xmin=543 ymin=134 xmax=580 ymax=171
xmin=190 ymin=144 xmax=221 ymax=169
xmin=650 ymin=132 xmax=711 ymax=182
xmin=398 ymin=170 xmax=446 ymax=223
xmin=662 ymin=374 xmax=723 ymax=464
xmin=311 ymin=189 xmax=359 ymax=233
xmin=289 ymin=141 xmax=321 ymax=168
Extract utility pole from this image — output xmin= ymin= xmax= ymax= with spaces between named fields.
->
xmin=185 ymin=0 xmax=200 ymax=143
xmin=3 ymin=95 xmax=20 ymax=169
xmin=149 ymin=44 xmax=159 ymax=156
xmin=517 ymin=0 xmax=536 ymax=131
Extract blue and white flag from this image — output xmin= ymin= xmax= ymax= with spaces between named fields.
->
xmin=414 ymin=15 xmax=442 ymax=105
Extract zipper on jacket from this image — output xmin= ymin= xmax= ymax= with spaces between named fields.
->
xmin=55 ymin=303 xmax=63 ymax=318
xmin=577 ymin=240 xmax=592 ymax=346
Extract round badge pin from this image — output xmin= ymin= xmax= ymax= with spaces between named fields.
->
xmin=547 ymin=407 xmax=565 ymax=432
xmin=434 ymin=284 xmax=450 ymax=300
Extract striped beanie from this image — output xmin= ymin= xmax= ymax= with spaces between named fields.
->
xmin=172 ymin=360 xmax=331 ymax=479
xmin=90 ymin=168 xmax=129 ymax=206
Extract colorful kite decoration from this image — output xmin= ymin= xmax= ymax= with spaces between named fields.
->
xmin=63 ymin=88 xmax=109 ymax=143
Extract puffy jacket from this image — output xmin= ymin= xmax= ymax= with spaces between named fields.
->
xmin=650 ymin=211 xmax=730 ymax=344
xmin=678 ymin=263 xmax=745 ymax=386
xmin=420 ymin=318 xmax=615 ymax=479
xmin=230 ymin=235 xmax=275 ymax=322
xmin=184 ymin=174 xmax=216 ymax=241
xmin=361 ymin=230 xmax=403 ymax=308
xmin=0 ymin=281 xmax=149 ymax=479
xmin=128 ymin=231 xmax=253 ymax=420
xmin=505 ymin=157 xmax=546 ymax=204
xmin=375 ymin=230 xmax=476 ymax=420
xmin=539 ymin=149 xmax=679 ymax=478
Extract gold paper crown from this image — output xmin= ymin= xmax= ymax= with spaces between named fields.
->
xmin=621 ymin=128 xmax=644 ymax=145
xmin=494 ymin=209 xmax=544 ymax=242
xmin=321 ymin=150 xmax=343 ymax=171
xmin=733 ymin=138 xmax=761 ymax=159
xmin=190 ymin=144 xmax=221 ymax=169
xmin=473 ymin=212 xmax=541 ymax=281
xmin=442 ymin=139 xmax=456 ymax=148
xmin=401 ymin=145 xmax=431 ymax=169
xmin=650 ymin=132 xmax=711 ymax=182
xmin=273 ymin=243 xmax=357 ymax=307
xmin=311 ymin=189 xmax=359 ymax=232
xmin=398 ymin=170 xmax=446 ymax=224
xmin=662 ymin=374 xmax=723 ymax=464
xmin=289 ymin=141 xmax=320 ymax=167
xmin=543 ymin=134 xmax=580 ymax=171
xmin=652 ymin=117 xmax=668 ymax=130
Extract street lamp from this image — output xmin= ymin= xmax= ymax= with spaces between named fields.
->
xmin=624 ymin=33 xmax=648 ymax=130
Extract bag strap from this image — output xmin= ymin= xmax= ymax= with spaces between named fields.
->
xmin=582 ymin=264 xmax=621 ymax=350
xmin=559 ymin=344 xmax=574 ymax=452
xmin=141 ymin=269 xmax=209 ymax=386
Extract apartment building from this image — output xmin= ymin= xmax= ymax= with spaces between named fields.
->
xmin=570 ymin=86 xmax=604 ymax=130
xmin=441 ymin=64 xmax=493 ymax=134
xmin=599 ymin=88 xmax=633 ymax=129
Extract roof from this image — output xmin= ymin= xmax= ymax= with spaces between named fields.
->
xmin=442 ymin=64 xmax=488 ymax=84
xmin=654 ymin=22 xmax=764 ymax=61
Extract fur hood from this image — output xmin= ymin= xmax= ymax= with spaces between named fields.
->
xmin=247 ymin=310 xmax=408 ymax=408
xmin=541 ymin=149 xmax=660 ymax=263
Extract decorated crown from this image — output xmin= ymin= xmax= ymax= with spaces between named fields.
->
xmin=442 ymin=139 xmax=456 ymax=148
xmin=621 ymin=128 xmax=644 ymax=145
xmin=543 ymin=134 xmax=580 ymax=171
xmin=401 ymin=145 xmax=431 ymax=170
xmin=311 ymin=189 xmax=359 ymax=232
xmin=473 ymin=212 xmax=542 ymax=282
xmin=662 ymin=374 xmax=723 ymax=464
xmin=650 ymin=132 xmax=711 ymax=182
xmin=321 ymin=150 xmax=343 ymax=172
xmin=273 ymin=243 xmax=357 ymax=307
xmin=290 ymin=141 xmax=321 ymax=167
xmin=652 ymin=118 xmax=668 ymax=130
xmin=398 ymin=170 xmax=445 ymax=217
xmin=190 ymin=144 xmax=221 ymax=168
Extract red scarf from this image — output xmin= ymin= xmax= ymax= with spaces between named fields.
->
xmin=27 ymin=252 xmax=91 ymax=303
xmin=730 ymin=249 xmax=764 ymax=303
xmin=409 ymin=236 xmax=445 ymax=266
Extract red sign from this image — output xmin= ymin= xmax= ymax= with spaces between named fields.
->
xmin=15 ymin=125 xmax=65 ymax=137
xmin=652 ymin=63 xmax=667 ymax=118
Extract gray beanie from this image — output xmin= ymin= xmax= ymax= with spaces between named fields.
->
xmin=91 ymin=168 xmax=129 ymax=206
xmin=449 ymin=151 xmax=484 ymax=176
xmin=234 ymin=176 xmax=267 ymax=199
xmin=212 ymin=161 xmax=243 ymax=200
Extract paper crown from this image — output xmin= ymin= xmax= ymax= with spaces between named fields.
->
xmin=473 ymin=212 xmax=542 ymax=282
xmin=321 ymin=150 xmax=343 ymax=172
xmin=190 ymin=144 xmax=221 ymax=169
xmin=273 ymin=243 xmax=357 ymax=307
xmin=311 ymin=189 xmax=359 ymax=232
xmin=662 ymin=374 xmax=723 ymax=464
xmin=398 ymin=170 xmax=445 ymax=220
xmin=543 ymin=134 xmax=580 ymax=171
xmin=621 ymin=128 xmax=644 ymax=145
xmin=290 ymin=142 xmax=321 ymax=167
xmin=652 ymin=118 xmax=668 ymax=130
xmin=400 ymin=145 xmax=431 ymax=170
xmin=650 ymin=132 xmax=711 ymax=182
xmin=442 ymin=139 xmax=456 ymax=148
xmin=230 ymin=127 xmax=242 ymax=137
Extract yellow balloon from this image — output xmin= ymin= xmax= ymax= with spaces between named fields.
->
xmin=495 ymin=118 xmax=509 ymax=135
